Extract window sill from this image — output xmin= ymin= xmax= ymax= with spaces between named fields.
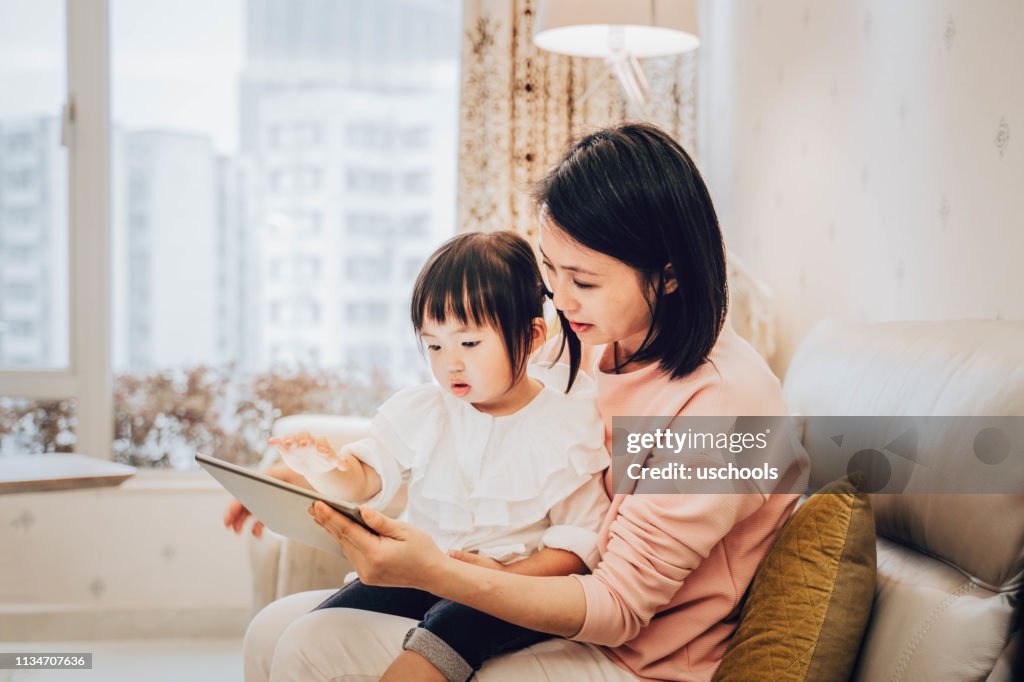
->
xmin=117 ymin=467 xmax=223 ymax=493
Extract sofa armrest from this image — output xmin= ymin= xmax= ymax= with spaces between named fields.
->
xmin=248 ymin=528 xmax=354 ymax=615
xmin=248 ymin=414 xmax=406 ymax=613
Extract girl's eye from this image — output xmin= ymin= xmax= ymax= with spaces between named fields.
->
xmin=426 ymin=344 xmax=441 ymax=352
xmin=461 ymin=341 xmax=480 ymax=348
xmin=542 ymin=261 xmax=554 ymax=271
xmin=573 ymin=280 xmax=595 ymax=290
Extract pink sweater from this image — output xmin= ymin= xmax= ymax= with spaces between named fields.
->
xmin=566 ymin=326 xmax=803 ymax=681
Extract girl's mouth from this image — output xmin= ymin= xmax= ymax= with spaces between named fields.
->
xmin=451 ymin=382 xmax=471 ymax=397
xmin=568 ymin=321 xmax=593 ymax=334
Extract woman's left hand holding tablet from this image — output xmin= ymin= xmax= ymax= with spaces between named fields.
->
xmin=308 ymin=502 xmax=447 ymax=590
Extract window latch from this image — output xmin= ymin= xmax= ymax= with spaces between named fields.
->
xmin=60 ymin=98 xmax=76 ymax=148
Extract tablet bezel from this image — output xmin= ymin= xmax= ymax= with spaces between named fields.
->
xmin=196 ymin=451 xmax=371 ymax=531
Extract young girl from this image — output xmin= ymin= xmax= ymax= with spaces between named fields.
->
xmin=268 ymin=230 xmax=610 ymax=682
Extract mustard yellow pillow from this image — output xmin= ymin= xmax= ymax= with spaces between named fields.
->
xmin=713 ymin=477 xmax=876 ymax=681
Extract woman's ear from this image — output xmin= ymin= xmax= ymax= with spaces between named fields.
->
xmin=662 ymin=264 xmax=679 ymax=295
xmin=529 ymin=317 xmax=548 ymax=353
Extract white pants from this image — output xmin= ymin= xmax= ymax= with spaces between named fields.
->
xmin=243 ymin=589 xmax=638 ymax=681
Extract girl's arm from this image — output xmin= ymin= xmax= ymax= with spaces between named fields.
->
xmin=449 ymin=547 xmax=587 ymax=577
xmin=449 ymin=473 xmax=607 ymax=577
xmin=306 ymin=454 xmax=382 ymax=503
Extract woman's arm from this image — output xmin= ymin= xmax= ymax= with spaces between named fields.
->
xmin=311 ymin=489 xmax=767 ymax=646
xmin=310 ymin=502 xmax=588 ymax=636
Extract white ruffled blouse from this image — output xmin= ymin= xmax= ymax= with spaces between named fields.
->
xmin=339 ymin=362 xmax=609 ymax=569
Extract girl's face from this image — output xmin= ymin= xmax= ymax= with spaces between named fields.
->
xmin=419 ymin=317 xmax=521 ymax=413
xmin=539 ymin=219 xmax=655 ymax=356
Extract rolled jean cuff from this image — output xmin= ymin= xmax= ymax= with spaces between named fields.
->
xmin=402 ymin=626 xmax=475 ymax=682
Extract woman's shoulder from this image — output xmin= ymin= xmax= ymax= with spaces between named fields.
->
xmin=686 ymin=325 xmax=787 ymax=416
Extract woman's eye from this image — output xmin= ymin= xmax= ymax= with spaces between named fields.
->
xmin=542 ymin=261 xmax=554 ymax=271
xmin=573 ymin=280 xmax=595 ymax=290
xmin=461 ymin=341 xmax=480 ymax=348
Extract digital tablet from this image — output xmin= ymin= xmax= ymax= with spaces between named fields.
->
xmin=197 ymin=452 xmax=373 ymax=556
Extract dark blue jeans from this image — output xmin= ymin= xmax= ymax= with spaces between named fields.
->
xmin=314 ymin=579 xmax=552 ymax=678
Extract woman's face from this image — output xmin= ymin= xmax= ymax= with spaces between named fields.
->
xmin=538 ymin=218 xmax=654 ymax=354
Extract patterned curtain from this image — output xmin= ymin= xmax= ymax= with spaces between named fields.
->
xmin=455 ymin=0 xmax=776 ymax=361
xmin=456 ymin=0 xmax=697 ymax=241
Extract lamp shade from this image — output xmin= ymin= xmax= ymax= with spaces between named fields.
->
xmin=533 ymin=0 xmax=699 ymax=58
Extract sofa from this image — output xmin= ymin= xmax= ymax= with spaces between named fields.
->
xmin=248 ymin=319 xmax=1023 ymax=680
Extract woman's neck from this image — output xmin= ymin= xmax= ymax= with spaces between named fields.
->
xmin=472 ymin=377 xmax=544 ymax=417
xmin=599 ymin=329 xmax=656 ymax=374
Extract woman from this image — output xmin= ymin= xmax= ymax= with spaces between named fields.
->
xmin=238 ymin=122 xmax=805 ymax=681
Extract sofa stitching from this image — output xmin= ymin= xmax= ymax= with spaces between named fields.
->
xmin=887 ymin=579 xmax=978 ymax=681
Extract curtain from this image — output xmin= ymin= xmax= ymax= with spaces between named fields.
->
xmin=455 ymin=0 xmax=775 ymax=361
xmin=456 ymin=0 xmax=697 ymax=241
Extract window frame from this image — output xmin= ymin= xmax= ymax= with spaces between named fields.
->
xmin=0 ymin=0 xmax=112 ymax=460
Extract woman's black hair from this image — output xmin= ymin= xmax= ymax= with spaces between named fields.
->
xmin=532 ymin=122 xmax=728 ymax=379
xmin=411 ymin=231 xmax=580 ymax=391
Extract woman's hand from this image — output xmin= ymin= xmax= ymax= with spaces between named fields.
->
xmin=308 ymin=502 xmax=448 ymax=590
xmin=222 ymin=461 xmax=311 ymax=537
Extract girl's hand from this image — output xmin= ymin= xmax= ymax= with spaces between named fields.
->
xmin=269 ymin=432 xmax=348 ymax=476
xmin=309 ymin=502 xmax=448 ymax=590
xmin=448 ymin=549 xmax=506 ymax=571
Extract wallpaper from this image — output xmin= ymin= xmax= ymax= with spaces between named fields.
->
xmin=698 ymin=0 xmax=1023 ymax=374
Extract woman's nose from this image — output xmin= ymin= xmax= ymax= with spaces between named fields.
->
xmin=551 ymin=283 xmax=577 ymax=314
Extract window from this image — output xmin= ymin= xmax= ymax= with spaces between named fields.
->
xmin=347 ymin=345 xmax=390 ymax=368
xmin=346 ymin=167 xmax=393 ymax=194
xmin=346 ymin=302 xmax=389 ymax=324
xmin=7 ymin=282 xmax=35 ymax=300
xmin=404 ymin=256 xmax=425 ymax=279
xmin=6 ymin=131 xmax=34 ymax=152
xmin=1 ymin=0 xmax=460 ymax=467
xmin=347 ymin=212 xmax=394 ymax=237
xmin=400 ymin=214 xmax=430 ymax=238
xmin=346 ymin=255 xmax=392 ymax=282
xmin=402 ymin=170 xmax=431 ymax=194
xmin=0 ymin=0 xmax=81 ymax=457
xmin=0 ymin=2 xmax=69 ymax=375
xmin=403 ymin=127 xmax=430 ymax=149
xmin=268 ymin=210 xmax=323 ymax=236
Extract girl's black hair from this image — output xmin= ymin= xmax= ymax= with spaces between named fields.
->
xmin=411 ymin=231 xmax=580 ymax=391
xmin=532 ymin=122 xmax=728 ymax=379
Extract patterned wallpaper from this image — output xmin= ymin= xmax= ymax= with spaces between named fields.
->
xmin=698 ymin=0 xmax=1023 ymax=375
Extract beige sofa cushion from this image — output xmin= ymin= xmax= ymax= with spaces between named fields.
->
xmin=783 ymin=319 xmax=1024 ymax=681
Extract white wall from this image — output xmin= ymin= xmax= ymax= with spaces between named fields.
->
xmin=0 ymin=474 xmax=253 ymax=639
xmin=698 ymin=0 xmax=1024 ymax=375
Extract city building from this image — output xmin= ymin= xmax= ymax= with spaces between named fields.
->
xmin=0 ymin=117 xmax=68 ymax=370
